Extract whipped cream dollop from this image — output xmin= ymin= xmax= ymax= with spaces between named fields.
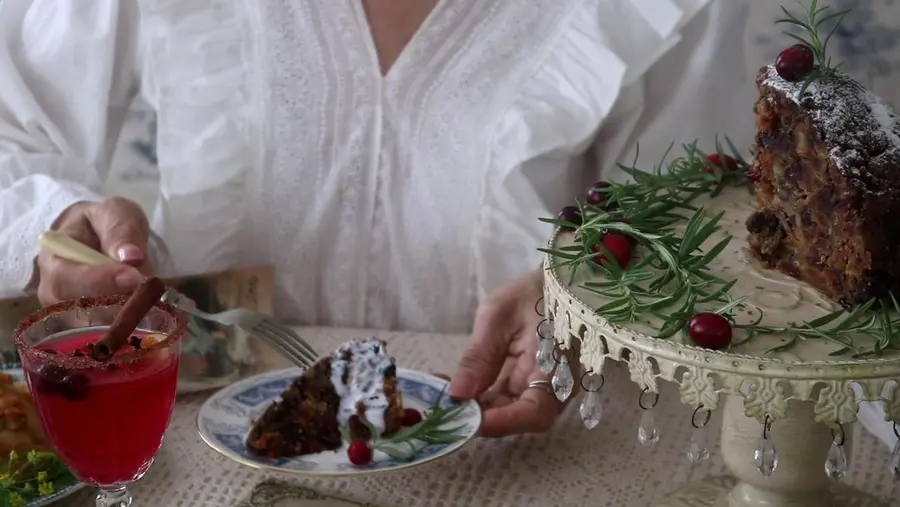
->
xmin=328 ymin=338 xmax=395 ymax=434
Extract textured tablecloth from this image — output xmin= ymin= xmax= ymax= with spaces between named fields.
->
xmin=58 ymin=327 xmax=900 ymax=507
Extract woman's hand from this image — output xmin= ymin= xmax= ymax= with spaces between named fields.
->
xmin=449 ymin=269 xmax=565 ymax=437
xmin=37 ymin=198 xmax=152 ymax=306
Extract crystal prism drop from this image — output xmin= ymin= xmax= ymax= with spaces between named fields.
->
xmin=551 ymin=356 xmax=574 ymax=402
xmin=579 ymin=390 xmax=603 ymax=429
xmin=536 ymin=319 xmax=554 ymax=342
xmin=891 ymin=439 xmax=900 ymax=478
xmin=637 ymin=410 xmax=659 ymax=447
xmin=687 ymin=426 xmax=710 ymax=463
xmin=824 ymin=440 xmax=848 ymax=481
xmin=754 ymin=438 xmax=779 ymax=477
xmin=536 ymin=338 xmax=555 ymax=374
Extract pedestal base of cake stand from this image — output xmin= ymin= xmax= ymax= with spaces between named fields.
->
xmin=656 ymin=395 xmax=888 ymax=507
xmin=655 ymin=476 xmax=886 ymax=507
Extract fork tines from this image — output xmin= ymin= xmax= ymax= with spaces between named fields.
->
xmin=254 ymin=319 xmax=319 ymax=368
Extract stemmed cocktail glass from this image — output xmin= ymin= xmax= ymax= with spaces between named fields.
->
xmin=14 ymin=294 xmax=186 ymax=506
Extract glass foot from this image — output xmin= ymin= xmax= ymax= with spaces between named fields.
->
xmin=96 ymin=486 xmax=132 ymax=507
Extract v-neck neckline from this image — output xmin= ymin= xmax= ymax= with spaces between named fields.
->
xmin=350 ymin=0 xmax=449 ymax=81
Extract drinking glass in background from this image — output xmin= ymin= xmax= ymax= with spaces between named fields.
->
xmin=14 ymin=295 xmax=186 ymax=507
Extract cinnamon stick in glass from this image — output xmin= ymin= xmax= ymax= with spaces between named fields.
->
xmin=91 ymin=277 xmax=166 ymax=361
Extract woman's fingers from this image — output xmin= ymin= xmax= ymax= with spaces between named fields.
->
xmin=36 ymin=255 xmax=144 ymax=306
xmin=36 ymin=198 xmax=152 ymax=306
xmin=448 ymin=302 xmax=512 ymax=400
xmin=477 ymin=372 xmax=560 ymax=438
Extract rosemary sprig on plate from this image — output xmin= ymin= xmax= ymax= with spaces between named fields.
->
xmin=736 ymin=296 xmax=900 ymax=358
xmin=352 ymin=387 xmax=467 ymax=462
xmin=542 ymin=140 xmax=749 ymax=338
xmin=776 ymin=0 xmax=850 ymax=95
xmin=610 ymin=137 xmax=752 ymax=205
xmin=577 ymin=210 xmax=742 ymax=339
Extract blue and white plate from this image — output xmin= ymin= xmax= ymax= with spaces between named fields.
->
xmin=197 ymin=368 xmax=481 ymax=477
xmin=1 ymin=368 xmax=85 ymax=507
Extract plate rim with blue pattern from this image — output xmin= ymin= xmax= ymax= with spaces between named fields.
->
xmin=197 ymin=367 xmax=481 ymax=477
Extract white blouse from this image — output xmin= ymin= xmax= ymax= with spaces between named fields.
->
xmin=0 ymin=0 xmax=894 ymax=451
xmin=0 ymin=0 xmax=755 ymax=332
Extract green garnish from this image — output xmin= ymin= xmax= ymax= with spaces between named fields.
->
xmin=542 ymin=137 xmax=900 ymax=357
xmin=0 ymin=450 xmax=76 ymax=507
xmin=542 ymin=139 xmax=749 ymax=339
xmin=344 ymin=387 xmax=467 ymax=462
xmin=737 ymin=294 xmax=900 ymax=358
xmin=776 ymin=0 xmax=850 ymax=95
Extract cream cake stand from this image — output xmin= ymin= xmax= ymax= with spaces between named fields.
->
xmin=541 ymin=187 xmax=900 ymax=507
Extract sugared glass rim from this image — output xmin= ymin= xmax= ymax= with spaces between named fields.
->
xmin=13 ymin=293 xmax=187 ymax=369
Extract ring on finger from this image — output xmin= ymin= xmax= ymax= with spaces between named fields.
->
xmin=527 ymin=379 xmax=554 ymax=396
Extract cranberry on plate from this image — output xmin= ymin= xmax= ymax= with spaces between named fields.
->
xmin=687 ymin=313 xmax=732 ymax=350
xmin=586 ymin=181 xmax=612 ymax=207
xmin=592 ymin=233 xmax=633 ymax=269
xmin=347 ymin=439 xmax=373 ymax=466
xmin=705 ymin=153 xmax=739 ymax=174
xmin=556 ymin=206 xmax=583 ymax=230
xmin=401 ymin=408 xmax=423 ymax=427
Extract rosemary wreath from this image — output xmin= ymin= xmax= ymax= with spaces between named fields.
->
xmin=543 ymin=138 xmax=900 ymax=357
xmin=541 ymin=139 xmax=749 ymax=340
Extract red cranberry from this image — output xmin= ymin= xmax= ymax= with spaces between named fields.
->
xmin=557 ymin=206 xmax=583 ymax=230
xmin=586 ymin=181 xmax=612 ymax=207
xmin=705 ymin=153 xmax=739 ymax=174
xmin=401 ymin=408 xmax=423 ymax=427
xmin=347 ymin=440 xmax=373 ymax=466
xmin=592 ymin=233 xmax=633 ymax=269
xmin=33 ymin=364 xmax=68 ymax=395
xmin=32 ymin=364 xmax=90 ymax=401
xmin=775 ymin=44 xmax=815 ymax=82
xmin=687 ymin=313 xmax=733 ymax=350
xmin=606 ymin=219 xmax=635 ymax=246
xmin=60 ymin=373 xmax=90 ymax=401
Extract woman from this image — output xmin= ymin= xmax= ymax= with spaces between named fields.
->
xmin=0 ymin=0 xmax=753 ymax=437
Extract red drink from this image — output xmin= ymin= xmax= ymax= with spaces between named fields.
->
xmin=15 ymin=291 xmax=185 ymax=506
xmin=23 ymin=326 xmax=180 ymax=485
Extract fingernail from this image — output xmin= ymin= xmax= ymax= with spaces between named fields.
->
xmin=116 ymin=244 xmax=144 ymax=263
xmin=115 ymin=269 xmax=144 ymax=289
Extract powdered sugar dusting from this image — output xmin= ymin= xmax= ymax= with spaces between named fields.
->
xmin=759 ymin=65 xmax=900 ymax=195
xmin=872 ymin=101 xmax=900 ymax=148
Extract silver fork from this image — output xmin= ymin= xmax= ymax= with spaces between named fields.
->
xmin=160 ymin=291 xmax=318 ymax=368
xmin=39 ymin=230 xmax=318 ymax=368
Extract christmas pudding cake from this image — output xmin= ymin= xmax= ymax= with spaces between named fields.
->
xmin=246 ymin=338 xmax=405 ymax=458
xmin=543 ymin=2 xmax=900 ymax=356
xmin=537 ymin=4 xmax=899 ymax=476
xmin=746 ymin=60 xmax=900 ymax=307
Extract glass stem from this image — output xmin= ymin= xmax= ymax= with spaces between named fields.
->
xmin=96 ymin=486 xmax=132 ymax=507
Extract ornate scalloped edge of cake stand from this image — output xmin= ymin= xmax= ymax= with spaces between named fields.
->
xmin=543 ymin=231 xmax=900 ymax=428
